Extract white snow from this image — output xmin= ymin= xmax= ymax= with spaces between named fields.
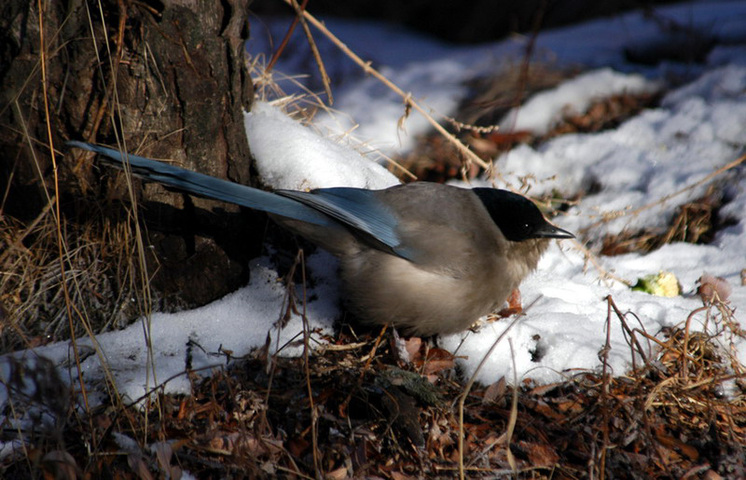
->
xmin=2 ymin=256 xmax=338 ymax=406
xmin=247 ymin=1 xmax=746 ymax=155
xmin=497 ymin=63 xmax=746 ymax=239
xmin=245 ymin=101 xmax=399 ymax=190
xmin=3 ymin=1 xmax=746 ymax=448
xmin=499 ymin=68 xmax=661 ymax=135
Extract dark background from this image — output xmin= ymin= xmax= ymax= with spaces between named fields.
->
xmin=251 ymin=0 xmax=677 ymax=44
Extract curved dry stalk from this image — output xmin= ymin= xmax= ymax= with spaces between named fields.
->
xmin=573 ymin=238 xmax=632 ymax=287
xmin=571 ymin=153 xmax=745 ymax=286
xmin=287 ymin=0 xmax=333 ymax=105
xmin=37 ymin=0 xmax=94 ymax=420
xmin=581 ymin=153 xmax=746 ymax=234
xmin=456 ymin=315 xmax=522 ymax=479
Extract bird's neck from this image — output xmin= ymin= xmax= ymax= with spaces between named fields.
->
xmin=509 ymin=238 xmax=551 ymax=275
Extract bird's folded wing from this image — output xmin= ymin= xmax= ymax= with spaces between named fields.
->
xmin=277 ymin=188 xmax=413 ymax=261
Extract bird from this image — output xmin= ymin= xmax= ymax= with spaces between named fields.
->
xmin=67 ymin=141 xmax=574 ymax=336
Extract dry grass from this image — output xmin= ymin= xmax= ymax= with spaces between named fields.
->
xmin=0 ymin=198 xmax=146 ymax=353
xmin=601 ymin=186 xmax=738 ymax=256
xmin=3 ymin=296 xmax=743 ymax=479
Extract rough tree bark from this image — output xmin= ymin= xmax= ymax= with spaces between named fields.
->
xmin=1 ymin=0 xmax=256 ymax=332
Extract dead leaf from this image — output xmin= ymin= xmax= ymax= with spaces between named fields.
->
xmin=42 ymin=450 xmax=80 ymax=480
xmin=697 ymin=273 xmax=732 ymax=303
xmin=127 ymin=453 xmax=154 ymax=480
xmin=325 ymin=466 xmax=349 ymax=479
xmin=482 ymin=377 xmax=507 ymax=404
xmin=518 ymin=440 xmax=560 ymax=467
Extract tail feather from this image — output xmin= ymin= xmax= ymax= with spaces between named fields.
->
xmin=67 ymin=141 xmax=332 ymax=227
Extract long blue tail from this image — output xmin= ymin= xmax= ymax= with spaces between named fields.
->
xmin=67 ymin=141 xmax=333 ymax=227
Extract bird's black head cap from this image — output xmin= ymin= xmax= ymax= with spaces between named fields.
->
xmin=472 ymin=188 xmax=574 ymax=242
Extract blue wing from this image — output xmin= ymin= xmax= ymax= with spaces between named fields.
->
xmin=278 ymin=188 xmax=412 ymax=260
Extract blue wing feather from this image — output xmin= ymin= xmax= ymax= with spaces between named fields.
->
xmin=277 ymin=188 xmax=411 ymax=260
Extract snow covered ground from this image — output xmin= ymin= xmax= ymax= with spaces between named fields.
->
xmin=3 ymin=1 xmax=746 ymax=422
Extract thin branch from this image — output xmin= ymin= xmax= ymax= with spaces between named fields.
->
xmin=456 ymin=315 xmax=522 ymax=479
xmin=282 ymin=0 xmax=491 ymax=172
xmin=581 ymin=153 xmax=746 ymax=234
xmin=288 ymin=0 xmax=333 ymax=104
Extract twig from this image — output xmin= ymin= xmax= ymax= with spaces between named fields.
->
xmin=287 ymin=0 xmax=333 ymax=104
xmin=580 ymin=153 xmax=746 ymax=234
xmin=456 ymin=315 xmax=523 ymax=480
xmin=682 ymin=305 xmax=709 ymax=379
xmin=37 ymin=0 xmax=94 ymax=430
xmin=505 ymin=339 xmax=518 ymax=472
xmin=598 ymin=296 xmax=614 ymax=480
xmin=607 ymin=296 xmax=649 ymax=366
xmin=282 ymin=0 xmax=491 ymax=172
xmin=573 ymin=238 xmax=633 ymax=287
xmin=266 ymin=0 xmax=307 ymax=73
xmin=361 ymin=324 xmax=388 ymax=375
xmin=297 ymin=250 xmax=322 ymax=478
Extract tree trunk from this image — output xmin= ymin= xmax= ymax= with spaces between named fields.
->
xmin=1 ymin=0 xmax=256 ymax=343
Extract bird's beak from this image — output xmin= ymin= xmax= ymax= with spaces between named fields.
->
xmin=534 ymin=223 xmax=575 ymax=239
